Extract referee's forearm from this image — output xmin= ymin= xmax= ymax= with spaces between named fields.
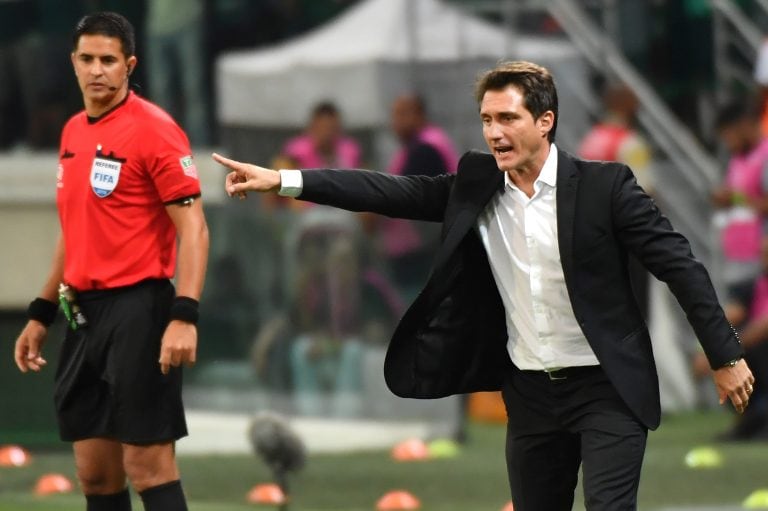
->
xmin=171 ymin=202 xmax=209 ymax=301
xmin=175 ymin=225 xmax=209 ymax=300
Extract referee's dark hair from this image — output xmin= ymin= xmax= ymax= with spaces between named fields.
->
xmin=73 ymin=12 xmax=136 ymax=58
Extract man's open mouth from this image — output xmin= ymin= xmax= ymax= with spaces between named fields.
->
xmin=495 ymin=146 xmax=513 ymax=155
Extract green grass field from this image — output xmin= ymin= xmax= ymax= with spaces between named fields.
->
xmin=0 ymin=412 xmax=766 ymax=510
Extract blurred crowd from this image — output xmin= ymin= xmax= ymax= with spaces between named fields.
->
xmin=697 ymin=83 xmax=768 ymax=441
xmin=0 ymin=0 xmax=357 ymax=149
xmin=0 ymin=0 xmax=752 ymax=151
xmin=201 ymin=94 xmax=459 ymax=418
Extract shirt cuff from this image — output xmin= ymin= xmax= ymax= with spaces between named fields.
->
xmin=278 ymin=169 xmax=303 ymax=197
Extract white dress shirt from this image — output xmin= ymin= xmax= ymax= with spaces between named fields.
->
xmin=279 ymin=169 xmax=304 ymax=197
xmin=476 ymin=145 xmax=599 ymax=370
xmin=279 ymin=146 xmax=599 ymax=370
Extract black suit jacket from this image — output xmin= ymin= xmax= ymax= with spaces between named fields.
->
xmin=299 ymin=148 xmax=742 ymax=429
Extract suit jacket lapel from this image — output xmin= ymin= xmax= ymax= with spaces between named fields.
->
xmin=556 ymin=150 xmax=580 ymax=293
xmin=432 ymin=166 xmax=503 ymax=273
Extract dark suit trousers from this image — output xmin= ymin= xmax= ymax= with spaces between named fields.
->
xmin=502 ymin=364 xmax=647 ymax=511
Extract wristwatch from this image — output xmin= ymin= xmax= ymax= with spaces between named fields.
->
xmin=722 ymin=357 xmax=742 ymax=368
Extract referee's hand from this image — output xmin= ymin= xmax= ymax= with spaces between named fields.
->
xmin=14 ymin=320 xmax=48 ymax=373
xmin=159 ymin=320 xmax=197 ymax=374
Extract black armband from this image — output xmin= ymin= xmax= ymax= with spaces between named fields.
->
xmin=169 ymin=296 xmax=199 ymax=325
xmin=164 ymin=193 xmax=201 ymax=207
xmin=27 ymin=297 xmax=58 ymax=327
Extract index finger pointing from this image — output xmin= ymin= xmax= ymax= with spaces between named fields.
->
xmin=212 ymin=152 xmax=241 ymax=170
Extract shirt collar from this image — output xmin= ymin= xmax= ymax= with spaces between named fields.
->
xmin=86 ymin=90 xmax=132 ymax=125
xmin=503 ymin=143 xmax=558 ymax=190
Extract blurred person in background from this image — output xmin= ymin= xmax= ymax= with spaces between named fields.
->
xmin=282 ymin=101 xmax=361 ymax=169
xmin=753 ymin=38 xmax=768 ymax=136
xmin=289 ymin=211 xmax=366 ymax=417
xmin=249 ymin=208 xmax=403 ymax=416
xmin=28 ymin=0 xmax=91 ymax=147
xmin=214 ymin=60 xmax=753 ymax=510
xmin=0 ymin=0 xmax=36 ymax=148
xmin=712 ymin=99 xmax=768 ymax=296
xmin=252 ymin=105 xmax=376 ymax=398
xmin=288 ymin=211 xmax=400 ymax=417
xmin=265 ymin=102 xmax=362 ymax=212
xmin=12 ymin=12 xmax=208 ymax=511
xmin=578 ymin=82 xmax=653 ymax=194
xmin=0 ymin=0 xmax=83 ymax=149
xmin=694 ymin=238 xmax=768 ymax=440
xmin=145 ymin=0 xmax=209 ymax=145
xmin=381 ymin=93 xmax=458 ymax=298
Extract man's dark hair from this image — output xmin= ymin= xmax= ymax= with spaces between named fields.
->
xmin=311 ymin=101 xmax=340 ymax=119
xmin=72 ymin=12 xmax=135 ymax=58
xmin=475 ymin=60 xmax=558 ymax=142
xmin=715 ymin=98 xmax=761 ymax=131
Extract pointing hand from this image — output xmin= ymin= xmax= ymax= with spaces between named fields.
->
xmin=212 ymin=153 xmax=281 ymax=199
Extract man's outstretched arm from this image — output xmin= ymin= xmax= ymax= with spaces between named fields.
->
xmin=611 ymin=166 xmax=754 ymax=413
xmin=213 ymin=153 xmax=454 ymax=222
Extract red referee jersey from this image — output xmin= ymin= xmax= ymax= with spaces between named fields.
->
xmin=56 ymin=91 xmax=201 ymax=291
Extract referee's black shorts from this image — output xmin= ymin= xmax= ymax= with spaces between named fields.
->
xmin=53 ymin=279 xmax=188 ymax=444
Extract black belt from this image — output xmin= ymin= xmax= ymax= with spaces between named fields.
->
xmin=77 ymin=278 xmax=170 ymax=302
xmin=525 ymin=365 xmax=602 ymax=381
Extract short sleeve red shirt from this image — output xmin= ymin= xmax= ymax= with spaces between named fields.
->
xmin=57 ymin=91 xmax=201 ymax=291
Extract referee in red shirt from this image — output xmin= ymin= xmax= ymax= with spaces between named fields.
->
xmin=13 ymin=12 xmax=209 ymax=511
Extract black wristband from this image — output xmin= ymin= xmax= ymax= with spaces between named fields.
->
xmin=169 ymin=296 xmax=199 ymax=325
xmin=27 ymin=297 xmax=58 ymax=327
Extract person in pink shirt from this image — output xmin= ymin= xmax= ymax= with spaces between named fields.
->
xmin=712 ymin=99 xmax=768 ymax=293
xmin=283 ymin=102 xmax=361 ymax=169
xmin=382 ymin=94 xmax=459 ymax=296
xmin=267 ymin=102 xmax=362 ymax=211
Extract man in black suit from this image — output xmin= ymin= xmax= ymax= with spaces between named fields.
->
xmin=213 ymin=61 xmax=754 ymax=510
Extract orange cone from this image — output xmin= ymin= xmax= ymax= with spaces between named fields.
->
xmin=376 ymin=490 xmax=421 ymax=510
xmin=0 ymin=445 xmax=31 ymax=467
xmin=391 ymin=439 xmax=430 ymax=462
xmin=34 ymin=473 xmax=74 ymax=496
xmin=501 ymin=501 xmax=515 ymax=511
xmin=246 ymin=483 xmax=287 ymax=505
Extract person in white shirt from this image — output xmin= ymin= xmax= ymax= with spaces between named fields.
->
xmin=212 ymin=61 xmax=753 ymax=511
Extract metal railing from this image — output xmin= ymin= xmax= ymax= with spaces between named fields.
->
xmin=546 ymin=0 xmax=721 ymax=191
xmin=545 ymin=0 xmax=726 ymax=256
xmin=711 ymin=0 xmax=763 ymax=98
xmin=712 ymin=0 xmax=763 ymax=51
